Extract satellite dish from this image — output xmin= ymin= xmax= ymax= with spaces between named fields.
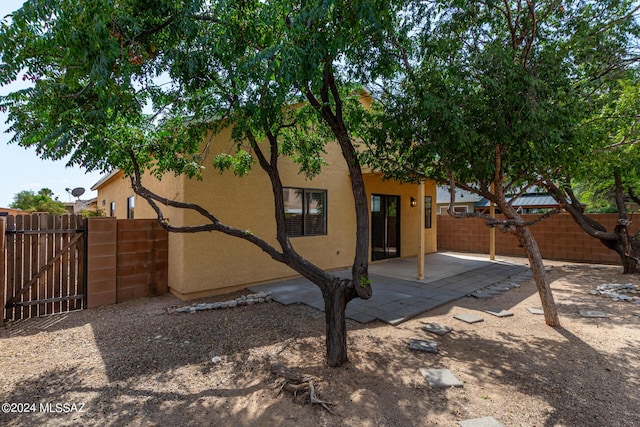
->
xmin=71 ymin=187 xmax=85 ymax=198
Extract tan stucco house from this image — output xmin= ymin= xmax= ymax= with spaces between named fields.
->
xmin=92 ymin=127 xmax=437 ymax=300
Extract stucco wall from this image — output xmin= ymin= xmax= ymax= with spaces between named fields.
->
xmin=437 ymin=213 xmax=638 ymax=264
xmin=94 ymin=127 xmax=437 ymax=299
xmin=169 ymin=126 xmax=359 ymax=298
xmin=95 ymin=171 xmax=130 ymax=218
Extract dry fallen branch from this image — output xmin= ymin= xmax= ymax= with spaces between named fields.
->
xmin=270 ymin=363 xmax=336 ymax=413
xmin=308 ymin=381 xmax=335 ymax=413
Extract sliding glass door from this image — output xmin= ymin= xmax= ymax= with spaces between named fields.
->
xmin=371 ymin=194 xmax=400 ymax=261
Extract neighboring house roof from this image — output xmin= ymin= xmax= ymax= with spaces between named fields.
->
xmin=436 ymin=186 xmax=484 ymax=204
xmin=437 ymin=186 xmax=584 ymax=211
xmin=0 ymin=207 xmax=26 ymax=216
xmin=474 ymin=193 xmax=583 ymax=209
xmin=475 ymin=194 xmax=560 ymax=208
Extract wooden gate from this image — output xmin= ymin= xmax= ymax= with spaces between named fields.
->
xmin=1 ymin=214 xmax=87 ymax=323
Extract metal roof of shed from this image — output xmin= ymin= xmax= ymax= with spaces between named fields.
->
xmin=474 ymin=194 xmax=561 ymax=208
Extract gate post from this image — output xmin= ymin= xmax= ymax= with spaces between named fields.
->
xmin=0 ymin=217 xmax=6 ymax=326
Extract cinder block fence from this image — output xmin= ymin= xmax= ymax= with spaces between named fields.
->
xmin=437 ymin=213 xmax=637 ymax=265
xmin=1 ymin=215 xmax=168 ymax=324
xmin=86 ymin=217 xmax=168 ymax=308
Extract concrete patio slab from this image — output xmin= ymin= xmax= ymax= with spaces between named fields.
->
xmin=527 ymin=307 xmax=544 ymax=315
xmin=419 ymin=368 xmax=463 ymax=388
xmin=249 ymin=252 xmax=530 ymax=325
xmin=457 ymin=417 xmax=505 ymax=427
xmin=346 ymin=312 xmax=377 ymax=323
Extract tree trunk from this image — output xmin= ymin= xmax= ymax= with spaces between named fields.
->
xmin=322 ymin=279 xmax=354 ymax=367
xmin=613 ymin=228 xmax=640 ymax=274
xmin=612 ymin=171 xmax=640 ymax=274
xmin=620 ymin=252 xmax=639 ymax=274
xmin=515 ymin=225 xmax=560 ymax=327
xmin=545 ymin=179 xmax=639 ymax=275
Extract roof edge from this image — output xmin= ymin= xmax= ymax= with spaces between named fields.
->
xmin=90 ymin=170 xmax=122 ymax=191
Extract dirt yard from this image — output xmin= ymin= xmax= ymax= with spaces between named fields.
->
xmin=1 ymin=257 xmax=639 ymax=427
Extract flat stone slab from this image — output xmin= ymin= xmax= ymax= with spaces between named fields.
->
xmin=469 ymin=290 xmax=500 ymax=299
xmin=484 ymin=308 xmax=514 ymax=318
xmin=486 ymin=285 xmax=511 ymax=292
xmin=458 ymin=416 xmax=505 ymax=427
xmin=454 ymin=312 xmax=484 ymax=324
xmin=579 ymin=310 xmax=609 ymax=318
xmin=527 ymin=307 xmax=544 ymax=315
xmin=409 ymin=339 xmax=439 ymax=353
xmin=419 ymin=368 xmax=463 ymax=388
xmin=422 ymin=322 xmax=453 ymax=336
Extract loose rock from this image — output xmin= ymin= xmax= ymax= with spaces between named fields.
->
xmin=589 ymin=283 xmax=640 ymax=303
xmin=173 ymin=292 xmax=273 ymax=314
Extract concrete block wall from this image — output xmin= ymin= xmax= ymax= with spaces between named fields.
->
xmin=437 ymin=213 xmax=639 ymax=264
xmin=86 ymin=217 xmax=118 ymax=308
xmin=115 ymin=219 xmax=168 ymax=302
xmin=86 ymin=217 xmax=168 ymax=308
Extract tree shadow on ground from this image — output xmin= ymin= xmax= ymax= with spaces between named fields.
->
xmin=2 ymin=265 xmax=638 ymax=425
xmin=346 ymin=320 xmax=639 ymax=427
xmin=0 ymin=365 xmax=311 ymax=426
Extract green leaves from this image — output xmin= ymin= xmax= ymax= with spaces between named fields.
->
xmin=571 ymin=70 xmax=640 ymax=211
xmin=212 ymin=150 xmax=255 ymax=177
xmin=10 ymin=188 xmax=66 ymax=214
xmin=367 ymin=0 xmax=639 ymax=198
xmin=1 ymin=0 xmax=406 ymax=186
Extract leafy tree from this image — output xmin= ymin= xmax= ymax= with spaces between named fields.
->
xmin=364 ymin=0 xmax=639 ymax=326
xmin=10 ymin=188 xmax=66 ymax=214
xmin=544 ymin=71 xmax=640 ymax=273
xmin=571 ymin=75 xmax=640 ymax=213
xmin=0 ymin=0 xmax=403 ymax=367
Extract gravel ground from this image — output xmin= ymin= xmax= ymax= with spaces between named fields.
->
xmin=1 ymin=256 xmax=639 ymax=426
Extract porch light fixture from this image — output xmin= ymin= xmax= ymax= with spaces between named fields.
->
xmin=410 ymin=197 xmax=417 ymax=207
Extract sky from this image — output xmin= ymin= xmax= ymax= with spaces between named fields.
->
xmin=0 ymin=0 xmax=104 ymax=207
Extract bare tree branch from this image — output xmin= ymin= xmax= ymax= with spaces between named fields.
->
xmin=544 ymin=180 xmax=618 ymax=242
xmin=127 ymin=150 xmax=336 ymax=288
